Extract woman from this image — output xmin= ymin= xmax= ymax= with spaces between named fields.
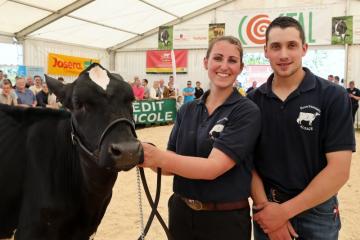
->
xmin=140 ymin=36 xmax=261 ymax=240
xmin=36 ymin=82 xmax=59 ymax=109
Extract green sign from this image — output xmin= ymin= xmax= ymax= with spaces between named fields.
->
xmin=133 ymin=99 xmax=176 ymax=124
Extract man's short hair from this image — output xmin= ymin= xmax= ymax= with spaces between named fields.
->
xmin=349 ymin=81 xmax=355 ymax=85
xmin=143 ymin=78 xmax=148 ymax=84
xmin=265 ymin=16 xmax=306 ymax=44
xmin=334 ymin=76 xmax=340 ymax=81
xmin=58 ymin=77 xmax=64 ymax=82
xmin=2 ymin=80 xmax=11 ymax=87
xmin=34 ymin=75 xmax=42 ymax=80
xmin=187 ymin=81 xmax=192 ymax=85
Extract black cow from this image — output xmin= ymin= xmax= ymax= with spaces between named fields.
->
xmin=0 ymin=63 xmax=142 ymax=240
xmin=159 ymin=29 xmax=170 ymax=46
xmin=334 ymin=19 xmax=348 ymax=43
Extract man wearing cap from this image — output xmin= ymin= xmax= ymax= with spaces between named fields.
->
xmin=183 ymin=81 xmax=195 ymax=104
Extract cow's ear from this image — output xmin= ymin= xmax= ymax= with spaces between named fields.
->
xmin=45 ymin=75 xmax=74 ymax=109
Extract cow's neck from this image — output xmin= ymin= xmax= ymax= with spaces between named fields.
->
xmin=79 ymin=152 xmax=118 ymax=196
xmin=78 ymin=151 xmax=118 ymax=227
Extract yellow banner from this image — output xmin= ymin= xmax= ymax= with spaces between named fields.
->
xmin=47 ymin=53 xmax=99 ymax=76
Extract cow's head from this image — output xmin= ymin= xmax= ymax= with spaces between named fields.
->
xmin=45 ymin=63 xmax=142 ymax=171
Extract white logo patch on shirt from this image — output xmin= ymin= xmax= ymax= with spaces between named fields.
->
xmin=89 ymin=65 xmax=109 ymax=90
xmin=209 ymin=117 xmax=228 ymax=140
xmin=296 ymin=105 xmax=321 ymax=131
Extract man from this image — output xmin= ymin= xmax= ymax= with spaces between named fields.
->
xmin=131 ymin=76 xmax=144 ymax=100
xmin=327 ymin=74 xmax=334 ymax=82
xmin=142 ymin=79 xmax=150 ymax=99
xmin=334 ymin=76 xmax=340 ymax=85
xmin=246 ymin=80 xmax=257 ymax=94
xmin=150 ymin=80 xmax=161 ymax=100
xmin=169 ymin=75 xmax=179 ymax=96
xmin=15 ymin=76 xmax=36 ymax=107
xmin=159 ymin=79 xmax=165 ymax=97
xmin=194 ymin=81 xmax=204 ymax=99
xmin=248 ymin=16 xmax=354 ymax=240
xmin=347 ymin=80 xmax=360 ymax=122
xmin=26 ymin=76 xmax=34 ymax=88
xmin=0 ymin=70 xmax=4 ymax=87
xmin=182 ymin=80 xmax=195 ymax=103
xmin=29 ymin=75 xmax=43 ymax=95
xmin=0 ymin=80 xmax=17 ymax=106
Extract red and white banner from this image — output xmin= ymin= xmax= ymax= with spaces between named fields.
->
xmin=146 ymin=50 xmax=188 ymax=74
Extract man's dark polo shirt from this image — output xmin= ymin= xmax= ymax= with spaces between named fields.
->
xmin=168 ymin=88 xmax=261 ymax=202
xmin=247 ymin=68 xmax=355 ymax=196
xmin=347 ymin=87 xmax=360 ymax=107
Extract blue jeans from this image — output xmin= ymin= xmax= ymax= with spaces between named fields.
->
xmin=253 ymin=196 xmax=341 ymax=240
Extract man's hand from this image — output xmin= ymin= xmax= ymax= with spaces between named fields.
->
xmin=253 ymin=202 xmax=290 ymax=233
xmin=268 ymin=221 xmax=298 ymax=240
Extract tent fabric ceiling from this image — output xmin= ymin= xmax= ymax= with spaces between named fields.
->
xmin=0 ymin=0 xmax=221 ymax=49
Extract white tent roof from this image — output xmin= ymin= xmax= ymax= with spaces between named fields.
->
xmin=0 ymin=0 xmax=230 ymax=49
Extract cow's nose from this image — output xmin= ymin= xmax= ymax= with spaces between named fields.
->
xmin=109 ymin=143 xmax=123 ymax=158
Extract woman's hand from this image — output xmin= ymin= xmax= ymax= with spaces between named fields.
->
xmin=138 ymin=142 xmax=162 ymax=168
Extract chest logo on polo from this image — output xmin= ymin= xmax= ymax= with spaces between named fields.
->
xmin=296 ymin=105 xmax=321 ymax=131
xmin=209 ymin=117 xmax=228 ymax=140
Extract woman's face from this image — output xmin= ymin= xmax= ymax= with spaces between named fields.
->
xmin=203 ymin=41 xmax=243 ymax=90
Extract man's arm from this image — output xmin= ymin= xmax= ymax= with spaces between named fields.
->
xmin=254 ymin=150 xmax=351 ymax=233
xmin=252 ymin=170 xmax=298 ymax=240
xmin=251 ymin=170 xmax=268 ymax=205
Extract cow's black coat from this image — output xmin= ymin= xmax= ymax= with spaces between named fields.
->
xmin=0 ymin=63 xmax=142 ymax=240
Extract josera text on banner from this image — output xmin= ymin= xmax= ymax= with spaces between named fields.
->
xmin=48 ymin=53 xmax=99 ymax=76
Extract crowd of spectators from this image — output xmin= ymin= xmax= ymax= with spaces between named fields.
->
xmin=128 ymin=75 xmax=205 ymax=108
xmin=0 ymin=69 xmax=62 ymax=109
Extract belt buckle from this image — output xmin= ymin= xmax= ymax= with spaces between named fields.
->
xmin=187 ymin=199 xmax=203 ymax=210
xmin=271 ymin=188 xmax=280 ymax=203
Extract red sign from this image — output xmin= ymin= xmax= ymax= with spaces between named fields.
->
xmin=146 ymin=50 xmax=188 ymax=74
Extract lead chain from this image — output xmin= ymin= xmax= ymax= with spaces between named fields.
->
xmin=136 ymin=167 xmax=145 ymax=240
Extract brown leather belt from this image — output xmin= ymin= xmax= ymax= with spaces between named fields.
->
xmin=180 ymin=196 xmax=249 ymax=211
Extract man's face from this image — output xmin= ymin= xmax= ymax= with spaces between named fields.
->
xmin=159 ymin=79 xmax=164 ymax=87
xmin=264 ymin=27 xmax=307 ymax=80
xmin=350 ymin=82 xmax=355 ymax=88
xmin=16 ymin=78 xmax=26 ymax=90
xmin=134 ymin=78 xmax=141 ymax=87
xmin=2 ymin=84 xmax=11 ymax=95
xmin=27 ymin=76 xmax=33 ymax=85
xmin=34 ymin=77 xmax=42 ymax=86
xmin=196 ymin=82 xmax=201 ymax=87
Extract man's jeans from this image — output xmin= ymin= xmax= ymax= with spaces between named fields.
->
xmin=253 ymin=196 xmax=341 ymax=240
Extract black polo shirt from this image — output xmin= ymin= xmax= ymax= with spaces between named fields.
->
xmin=346 ymin=87 xmax=360 ymax=107
xmin=168 ymin=88 xmax=261 ymax=202
xmin=247 ymin=68 xmax=355 ymax=196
